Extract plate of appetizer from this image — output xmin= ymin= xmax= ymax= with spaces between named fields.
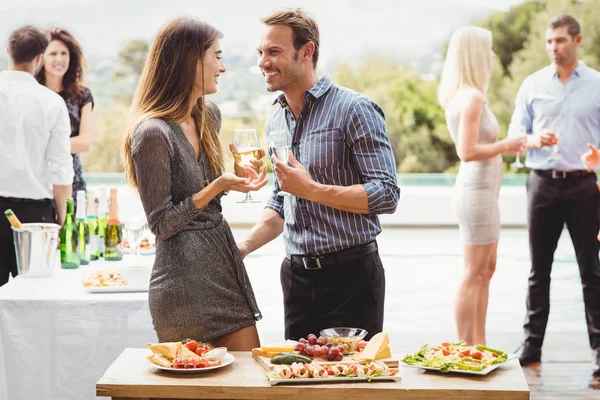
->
xmin=267 ymin=360 xmax=400 ymax=385
xmin=401 ymin=341 xmax=516 ymax=375
xmin=147 ymin=339 xmax=233 ymax=373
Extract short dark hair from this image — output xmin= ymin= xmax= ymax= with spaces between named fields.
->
xmin=547 ymin=14 xmax=581 ymax=38
xmin=8 ymin=25 xmax=48 ymax=64
xmin=261 ymin=8 xmax=320 ymax=68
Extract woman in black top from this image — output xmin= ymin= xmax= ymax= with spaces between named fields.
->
xmin=37 ymin=28 xmax=94 ymax=198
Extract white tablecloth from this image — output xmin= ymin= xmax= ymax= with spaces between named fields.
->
xmin=0 ymin=261 xmax=156 ymax=400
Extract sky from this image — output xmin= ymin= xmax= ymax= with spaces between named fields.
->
xmin=0 ymin=0 xmax=526 ymax=64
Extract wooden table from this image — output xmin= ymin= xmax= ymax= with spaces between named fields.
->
xmin=96 ymin=349 xmax=530 ymax=400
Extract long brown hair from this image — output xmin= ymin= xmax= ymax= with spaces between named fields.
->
xmin=123 ymin=17 xmax=225 ymax=190
xmin=36 ymin=27 xmax=87 ymax=102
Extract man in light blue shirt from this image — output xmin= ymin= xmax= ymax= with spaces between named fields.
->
xmin=509 ymin=15 xmax=600 ymax=379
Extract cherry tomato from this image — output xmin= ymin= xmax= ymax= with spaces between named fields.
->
xmin=471 ymin=350 xmax=483 ymax=360
xmin=184 ymin=340 xmax=198 ymax=353
xmin=442 ymin=349 xmax=451 ymax=356
xmin=441 ymin=342 xmax=451 ymax=347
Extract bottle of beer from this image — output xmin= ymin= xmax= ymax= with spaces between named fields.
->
xmin=104 ymin=188 xmax=123 ymax=261
xmin=97 ymin=186 xmax=109 ymax=258
xmin=75 ymin=191 xmax=90 ymax=265
xmin=86 ymin=190 xmax=100 ymax=261
xmin=60 ymin=197 xmax=80 ymax=269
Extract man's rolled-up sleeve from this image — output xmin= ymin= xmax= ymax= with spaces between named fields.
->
xmin=46 ymin=102 xmax=74 ymax=185
xmin=346 ymin=96 xmax=400 ymax=214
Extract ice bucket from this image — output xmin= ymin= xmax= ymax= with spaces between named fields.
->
xmin=11 ymin=223 xmax=60 ymax=278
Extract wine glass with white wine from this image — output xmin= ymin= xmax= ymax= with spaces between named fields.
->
xmin=267 ymin=129 xmax=292 ymax=197
xmin=510 ymin=124 xmax=526 ymax=170
xmin=123 ymin=218 xmax=146 ymax=258
xmin=232 ymin=129 xmax=262 ymax=203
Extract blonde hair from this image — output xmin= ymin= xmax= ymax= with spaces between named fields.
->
xmin=438 ymin=26 xmax=493 ymax=109
xmin=123 ymin=17 xmax=224 ymax=190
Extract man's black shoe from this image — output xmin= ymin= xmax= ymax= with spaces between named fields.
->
xmin=593 ymin=349 xmax=600 ymax=378
xmin=517 ymin=343 xmax=541 ymax=366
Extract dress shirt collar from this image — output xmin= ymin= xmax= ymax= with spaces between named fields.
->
xmin=548 ymin=60 xmax=586 ymax=79
xmin=273 ymin=75 xmax=334 ymax=107
xmin=0 ymin=69 xmax=37 ymax=83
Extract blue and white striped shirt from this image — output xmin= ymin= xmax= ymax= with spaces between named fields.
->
xmin=509 ymin=61 xmax=600 ymax=170
xmin=265 ymin=76 xmax=400 ymax=256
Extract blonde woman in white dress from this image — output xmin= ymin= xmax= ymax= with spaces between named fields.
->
xmin=438 ymin=26 xmax=527 ymax=345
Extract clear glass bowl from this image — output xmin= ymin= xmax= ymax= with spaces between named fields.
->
xmin=319 ymin=327 xmax=368 ymax=355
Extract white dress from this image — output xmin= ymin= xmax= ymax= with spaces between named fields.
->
xmin=446 ymin=91 xmax=502 ymax=245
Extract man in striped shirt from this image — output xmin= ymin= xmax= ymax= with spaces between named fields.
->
xmin=238 ymin=8 xmax=400 ymax=341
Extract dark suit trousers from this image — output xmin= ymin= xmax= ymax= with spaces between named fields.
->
xmin=524 ymin=171 xmax=600 ymax=350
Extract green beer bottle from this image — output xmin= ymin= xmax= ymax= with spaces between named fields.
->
xmin=86 ymin=190 xmax=100 ymax=261
xmin=104 ymin=188 xmax=123 ymax=261
xmin=97 ymin=186 xmax=109 ymax=258
xmin=60 ymin=197 xmax=80 ymax=269
xmin=75 ymin=191 xmax=90 ymax=265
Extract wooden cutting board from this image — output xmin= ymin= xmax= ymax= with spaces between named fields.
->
xmin=252 ymin=352 xmax=399 ymax=372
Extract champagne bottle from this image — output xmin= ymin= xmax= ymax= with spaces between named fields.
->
xmin=104 ymin=188 xmax=123 ymax=261
xmin=97 ymin=186 xmax=109 ymax=258
xmin=60 ymin=197 xmax=80 ymax=269
xmin=86 ymin=190 xmax=100 ymax=261
xmin=75 ymin=191 xmax=90 ymax=265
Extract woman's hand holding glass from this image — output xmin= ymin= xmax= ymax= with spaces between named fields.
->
xmin=231 ymin=129 xmax=263 ymax=203
xmin=508 ymin=125 xmax=527 ymax=169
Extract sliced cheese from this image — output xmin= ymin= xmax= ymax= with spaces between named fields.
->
xmin=359 ymin=332 xmax=389 ymax=361
xmin=261 ymin=341 xmax=296 ymax=353
xmin=252 ymin=347 xmax=283 ymax=358
xmin=353 ymin=345 xmax=392 ymax=362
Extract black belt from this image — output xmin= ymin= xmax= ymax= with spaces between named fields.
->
xmin=0 ymin=196 xmax=52 ymax=204
xmin=534 ymin=169 xmax=593 ymax=180
xmin=289 ymin=241 xmax=378 ymax=270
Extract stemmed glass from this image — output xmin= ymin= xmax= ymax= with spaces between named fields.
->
xmin=546 ymin=116 xmax=561 ymax=161
xmin=510 ymin=125 xmax=526 ymax=170
xmin=267 ymin=129 xmax=293 ymax=197
xmin=123 ymin=219 xmax=146 ymax=258
xmin=232 ymin=129 xmax=261 ymax=203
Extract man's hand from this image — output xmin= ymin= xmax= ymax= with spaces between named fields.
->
xmin=272 ymin=152 xmax=318 ymax=198
xmin=229 ymin=144 xmax=265 ymax=177
xmin=581 ymin=143 xmax=600 ymax=172
xmin=528 ymin=130 xmax=559 ymax=149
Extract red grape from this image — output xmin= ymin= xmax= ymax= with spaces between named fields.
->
xmin=296 ymin=343 xmax=306 ymax=351
xmin=335 ymin=353 xmax=344 ymax=361
xmin=320 ymin=347 xmax=329 ymax=357
xmin=330 ymin=347 xmax=340 ymax=356
xmin=299 ymin=349 xmax=307 ymax=356
xmin=337 ymin=345 xmax=345 ymax=354
xmin=313 ymin=345 xmax=321 ymax=354
xmin=327 ymin=352 xmax=336 ymax=361
xmin=299 ymin=338 xmax=309 ymax=344
xmin=308 ymin=336 xmax=317 ymax=345
xmin=317 ymin=336 xmax=327 ymax=346
xmin=305 ymin=346 xmax=314 ymax=357
xmin=307 ymin=333 xmax=317 ymax=340
xmin=326 ymin=343 xmax=332 ymax=348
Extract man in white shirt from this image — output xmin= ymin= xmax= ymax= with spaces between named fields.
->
xmin=0 ymin=25 xmax=73 ymax=286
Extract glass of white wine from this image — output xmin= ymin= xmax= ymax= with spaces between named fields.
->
xmin=267 ymin=129 xmax=292 ymax=197
xmin=510 ymin=124 xmax=526 ymax=169
xmin=123 ymin=219 xmax=146 ymax=258
xmin=232 ymin=129 xmax=262 ymax=203
xmin=546 ymin=116 xmax=561 ymax=161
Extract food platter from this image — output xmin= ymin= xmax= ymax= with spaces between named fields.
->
xmin=402 ymin=354 xmax=518 ymax=375
xmin=268 ymin=374 xmax=402 ymax=386
xmin=149 ymin=353 xmax=235 ymax=373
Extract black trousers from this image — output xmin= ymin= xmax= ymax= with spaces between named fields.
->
xmin=280 ymin=246 xmax=385 ymax=341
xmin=524 ymin=171 xmax=600 ymax=350
xmin=0 ymin=197 xmax=55 ymax=286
